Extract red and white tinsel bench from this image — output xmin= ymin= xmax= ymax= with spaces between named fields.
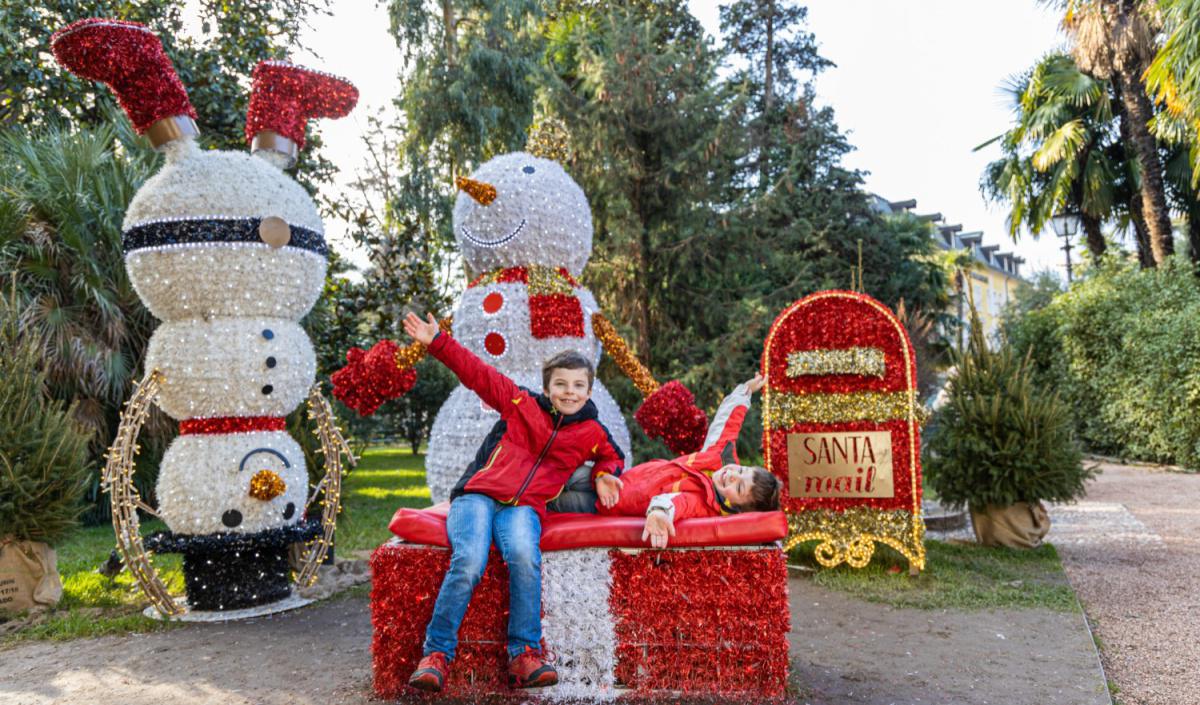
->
xmin=371 ymin=504 xmax=791 ymax=700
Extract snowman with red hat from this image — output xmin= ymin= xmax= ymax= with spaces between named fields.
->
xmin=53 ymin=18 xmax=357 ymax=619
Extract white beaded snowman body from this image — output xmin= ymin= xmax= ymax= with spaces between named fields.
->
xmin=422 ymin=152 xmax=634 ymax=503
xmin=53 ymin=19 xmax=357 ymax=614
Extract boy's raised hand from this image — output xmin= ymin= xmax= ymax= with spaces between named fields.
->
xmin=642 ymin=510 xmax=675 ymax=549
xmin=596 ymin=473 xmax=622 ymax=508
xmin=404 ymin=312 xmax=440 ymax=346
xmin=745 ymin=372 xmax=766 ymax=394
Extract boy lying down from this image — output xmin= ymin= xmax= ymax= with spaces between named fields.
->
xmin=547 ymin=373 xmax=782 ymax=547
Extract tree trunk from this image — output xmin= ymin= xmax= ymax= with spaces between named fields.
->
xmin=761 ymin=0 xmax=774 ymax=186
xmin=1128 ymin=193 xmax=1156 ymax=268
xmin=1081 ymin=211 xmax=1106 ymax=264
xmin=1116 ymin=71 xmax=1175 ymax=263
xmin=442 ymin=0 xmax=456 ymax=68
xmin=1189 ymin=209 xmax=1200 ymax=266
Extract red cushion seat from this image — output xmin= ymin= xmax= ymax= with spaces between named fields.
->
xmin=388 ymin=502 xmax=787 ymax=550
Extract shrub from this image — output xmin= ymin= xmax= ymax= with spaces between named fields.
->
xmin=923 ymin=308 xmax=1090 ymax=509
xmin=0 ymin=288 xmax=94 ymax=545
xmin=1007 ymin=258 xmax=1200 ymax=468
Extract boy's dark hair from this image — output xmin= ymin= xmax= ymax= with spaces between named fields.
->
xmin=741 ymin=467 xmax=782 ymax=512
xmin=542 ymin=350 xmax=594 ymax=391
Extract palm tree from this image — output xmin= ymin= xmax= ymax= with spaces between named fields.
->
xmin=979 ymin=53 xmax=1121 ymax=264
xmin=0 ymin=122 xmax=164 ymax=458
xmin=1146 ymin=0 xmax=1200 ymax=187
xmin=1055 ymin=0 xmax=1175 ymax=263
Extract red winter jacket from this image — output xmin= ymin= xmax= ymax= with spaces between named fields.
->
xmin=598 ymin=385 xmax=750 ymax=521
xmin=429 ymin=333 xmax=625 ymax=519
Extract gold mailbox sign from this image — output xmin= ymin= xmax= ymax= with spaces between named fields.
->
xmin=787 ymin=431 xmax=894 ymax=499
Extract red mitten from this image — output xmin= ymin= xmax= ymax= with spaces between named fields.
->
xmin=635 ymin=380 xmax=709 ymax=456
xmin=331 ymin=340 xmax=417 ymax=416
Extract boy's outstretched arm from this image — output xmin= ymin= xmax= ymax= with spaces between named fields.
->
xmin=700 ymin=373 xmax=765 ymax=454
xmin=404 ymin=312 xmax=522 ymax=414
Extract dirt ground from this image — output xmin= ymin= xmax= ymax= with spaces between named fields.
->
xmin=1 ymin=573 xmax=1110 ymax=705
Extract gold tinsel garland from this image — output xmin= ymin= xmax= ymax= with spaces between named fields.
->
xmin=764 ymin=390 xmax=914 ymax=429
xmin=248 ymin=469 xmax=286 ymax=501
xmin=591 ymin=312 xmax=659 ymax=398
xmin=392 ymin=318 xmax=454 ymax=371
xmin=527 ymin=265 xmax=575 ymax=296
xmin=786 ymin=347 xmax=886 ymax=378
xmin=455 ymin=176 xmax=497 ymax=206
xmin=783 ymin=507 xmax=925 ymax=570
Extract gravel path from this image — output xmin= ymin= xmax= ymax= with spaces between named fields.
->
xmin=1049 ymin=462 xmax=1200 ymax=705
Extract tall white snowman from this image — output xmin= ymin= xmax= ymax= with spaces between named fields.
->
xmin=333 ymin=124 xmax=711 ymax=502
xmin=53 ymin=19 xmax=357 ymax=614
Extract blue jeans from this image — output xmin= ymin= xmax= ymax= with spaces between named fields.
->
xmin=422 ymin=493 xmax=543 ymax=661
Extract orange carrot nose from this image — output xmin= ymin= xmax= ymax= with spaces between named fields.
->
xmin=249 ymin=469 xmax=287 ymax=501
xmin=456 ymin=176 xmax=497 ymax=206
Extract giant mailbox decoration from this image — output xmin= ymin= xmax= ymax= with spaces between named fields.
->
xmin=762 ymin=290 xmax=925 ymax=572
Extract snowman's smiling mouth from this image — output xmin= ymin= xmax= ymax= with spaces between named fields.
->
xmin=461 ymin=219 xmax=527 ymax=248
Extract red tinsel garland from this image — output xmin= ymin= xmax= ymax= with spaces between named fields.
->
xmin=636 ymin=381 xmax=709 ymax=456
xmin=609 ymin=549 xmax=789 ymax=697
xmin=331 ymin=340 xmax=417 ymax=416
xmin=178 ymin=416 xmax=287 ymax=435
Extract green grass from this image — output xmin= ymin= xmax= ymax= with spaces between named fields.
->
xmin=1 ymin=445 xmax=428 ymax=645
xmin=790 ymin=539 xmax=1077 ymax=612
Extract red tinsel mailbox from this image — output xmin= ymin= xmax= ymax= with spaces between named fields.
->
xmin=762 ymin=290 xmax=925 ymax=572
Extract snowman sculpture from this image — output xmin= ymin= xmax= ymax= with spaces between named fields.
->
xmin=53 ymin=19 xmax=357 ymax=617
xmin=333 ymin=122 xmax=709 ymax=502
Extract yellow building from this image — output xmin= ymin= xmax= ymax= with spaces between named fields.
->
xmin=871 ymin=195 xmax=1027 ymax=344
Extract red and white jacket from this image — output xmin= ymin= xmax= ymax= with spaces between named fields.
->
xmin=429 ymin=332 xmax=625 ymax=519
xmin=597 ymin=384 xmax=752 ymax=521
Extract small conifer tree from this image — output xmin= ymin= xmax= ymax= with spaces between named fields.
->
xmin=0 ymin=287 xmax=93 ymax=545
xmin=924 ymin=306 xmax=1090 ymax=509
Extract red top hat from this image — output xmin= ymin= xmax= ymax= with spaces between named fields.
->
xmin=51 ymin=18 xmax=198 ymax=148
xmin=246 ymin=61 xmax=358 ymax=168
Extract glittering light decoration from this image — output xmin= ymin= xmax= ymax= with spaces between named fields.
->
xmin=635 ymin=381 xmax=710 ymax=456
xmin=50 ymin=19 xmax=196 ymax=134
xmin=763 ymin=290 xmax=925 ymax=572
xmin=123 ymin=217 xmax=327 ymax=256
xmin=248 ymin=469 xmax=287 ymax=500
xmin=526 ymin=117 xmax=573 ymax=164
xmin=179 ymin=416 xmax=287 ymax=435
xmin=245 ymin=60 xmax=358 ymax=151
xmin=370 ymin=542 xmax=788 ymax=700
xmin=786 ymin=346 xmax=886 ymax=378
xmin=764 ymin=390 xmax=913 ymax=428
xmin=59 ymin=20 xmax=358 ymax=616
xmin=292 ymin=386 xmax=355 ymax=587
xmin=455 ymin=175 xmax=498 ymax=205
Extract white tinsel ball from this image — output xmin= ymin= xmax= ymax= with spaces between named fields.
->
xmin=156 ymin=431 xmax=307 ymax=535
xmin=145 ymin=318 xmax=315 ymax=420
xmin=453 ymin=153 xmax=593 ymax=276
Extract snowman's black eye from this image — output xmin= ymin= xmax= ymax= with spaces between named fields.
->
xmin=523 ymin=166 xmax=535 ymax=174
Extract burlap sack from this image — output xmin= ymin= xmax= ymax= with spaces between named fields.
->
xmin=0 ymin=537 xmax=63 ymax=613
xmin=970 ymin=501 xmax=1051 ymax=549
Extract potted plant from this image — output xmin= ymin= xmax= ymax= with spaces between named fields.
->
xmin=0 ymin=289 xmax=93 ymax=613
xmin=923 ymin=307 xmax=1090 ymax=548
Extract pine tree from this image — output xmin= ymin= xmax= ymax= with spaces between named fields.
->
xmin=0 ymin=287 xmax=93 ymax=545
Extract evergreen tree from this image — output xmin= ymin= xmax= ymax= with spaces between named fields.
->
xmin=0 ymin=287 xmax=93 ymax=545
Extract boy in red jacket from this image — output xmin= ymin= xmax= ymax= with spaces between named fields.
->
xmin=402 ymin=313 xmax=624 ymax=693
xmin=555 ymin=373 xmax=781 ymax=548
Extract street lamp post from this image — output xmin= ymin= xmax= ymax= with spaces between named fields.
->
xmin=1049 ymin=212 xmax=1080 ymax=283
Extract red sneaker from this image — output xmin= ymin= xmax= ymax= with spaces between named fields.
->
xmin=508 ymin=645 xmax=558 ymax=688
xmin=408 ymin=651 xmax=449 ymax=692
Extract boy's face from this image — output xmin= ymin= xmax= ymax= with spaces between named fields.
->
xmin=545 ymin=367 xmax=591 ymax=416
xmin=713 ymin=464 xmax=754 ymax=507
